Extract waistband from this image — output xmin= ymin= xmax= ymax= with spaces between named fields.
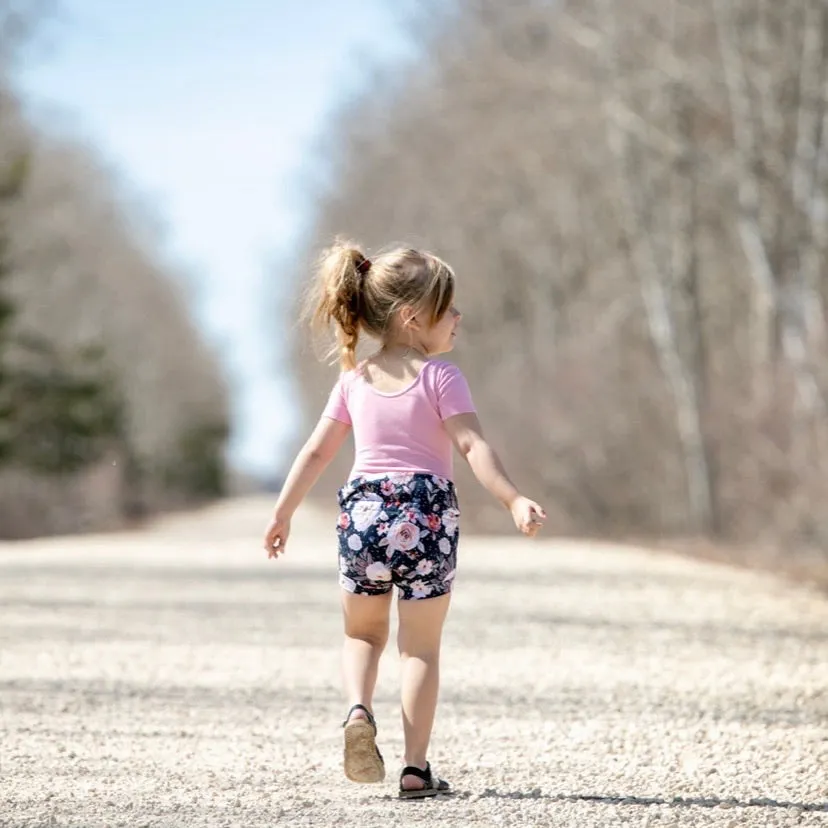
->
xmin=339 ymin=472 xmax=457 ymax=504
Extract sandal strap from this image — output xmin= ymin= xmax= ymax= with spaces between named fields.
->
xmin=342 ymin=703 xmax=377 ymax=731
xmin=400 ymin=762 xmax=433 ymax=785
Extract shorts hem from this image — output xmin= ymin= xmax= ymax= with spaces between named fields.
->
xmin=339 ymin=586 xmax=393 ymax=598
xmin=339 ymin=581 xmax=454 ymax=601
xmin=397 ymin=584 xmax=454 ymax=601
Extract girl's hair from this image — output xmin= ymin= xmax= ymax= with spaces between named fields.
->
xmin=307 ymin=238 xmax=455 ymax=370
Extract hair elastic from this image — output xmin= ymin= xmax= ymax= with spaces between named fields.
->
xmin=356 ymin=257 xmax=372 ymax=276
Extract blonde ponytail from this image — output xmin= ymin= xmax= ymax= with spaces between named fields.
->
xmin=305 ymin=237 xmax=455 ymax=370
xmin=308 ymin=238 xmax=371 ymax=370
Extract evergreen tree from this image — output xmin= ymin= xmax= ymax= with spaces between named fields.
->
xmin=0 ymin=153 xmax=124 ymax=473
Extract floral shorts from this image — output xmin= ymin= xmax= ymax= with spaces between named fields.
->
xmin=336 ymin=473 xmax=460 ymax=601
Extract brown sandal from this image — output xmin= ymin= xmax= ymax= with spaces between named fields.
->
xmin=342 ymin=704 xmax=385 ymax=784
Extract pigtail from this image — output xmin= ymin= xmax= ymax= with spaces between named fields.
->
xmin=308 ymin=238 xmax=370 ymax=370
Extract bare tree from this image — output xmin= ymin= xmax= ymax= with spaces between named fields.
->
xmin=712 ymin=0 xmax=828 ymax=417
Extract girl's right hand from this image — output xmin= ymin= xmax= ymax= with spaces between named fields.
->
xmin=264 ymin=513 xmax=291 ymax=558
xmin=510 ymin=496 xmax=547 ymax=537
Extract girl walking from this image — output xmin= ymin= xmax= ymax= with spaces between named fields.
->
xmin=263 ymin=240 xmax=546 ymax=799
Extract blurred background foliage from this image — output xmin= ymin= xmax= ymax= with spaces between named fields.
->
xmin=0 ymin=2 xmax=230 ymax=538
xmin=5 ymin=0 xmax=828 ymax=588
xmin=285 ymin=0 xmax=828 ymax=582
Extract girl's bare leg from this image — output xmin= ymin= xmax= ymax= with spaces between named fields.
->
xmin=397 ymin=593 xmax=451 ymax=790
xmin=341 ymin=590 xmax=393 ymax=719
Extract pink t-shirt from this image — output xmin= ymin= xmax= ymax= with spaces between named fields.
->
xmin=322 ymin=359 xmax=477 ymax=481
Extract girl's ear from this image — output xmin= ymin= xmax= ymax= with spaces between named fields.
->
xmin=399 ymin=305 xmax=421 ymax=331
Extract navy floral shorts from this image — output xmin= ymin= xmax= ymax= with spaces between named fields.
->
xmin=336 ymin=473 xmax=460 ymax=600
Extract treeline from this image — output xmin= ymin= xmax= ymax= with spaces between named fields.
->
xmin=285 ymin=0 xmax=828 ymax=578
xmin=0 ymin=11 xmax=229 ymax=538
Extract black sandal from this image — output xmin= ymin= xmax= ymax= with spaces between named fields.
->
xmin=398 ymin=762 xmax=452 ymax=800
xmin=342 ymin=704 xmax=385 ymax=784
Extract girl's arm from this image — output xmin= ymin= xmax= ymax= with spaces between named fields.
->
xmin=264 ymin=416 xmax=351 ymax=557
xmin=443 ymin=412 xmax=546 ymax=536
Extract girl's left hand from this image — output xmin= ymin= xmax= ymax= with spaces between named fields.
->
xmin=510 ymin=496 xmax=547 ymax=537
xmin=264 ymin=513 xmax=291 ymax=558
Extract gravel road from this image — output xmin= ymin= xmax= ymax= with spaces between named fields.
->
xmin=2 ymin=496 xmax=827 ymax=827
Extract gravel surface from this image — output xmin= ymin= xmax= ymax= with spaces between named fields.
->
xmin=2 ymin=496 xmax=827 ymax=827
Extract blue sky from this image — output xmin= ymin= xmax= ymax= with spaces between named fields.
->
xmin=15 ymin=0 xmax=410 ymax=478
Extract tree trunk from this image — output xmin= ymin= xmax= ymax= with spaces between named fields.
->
xmin=602 ymin=0 xmax=715 ymax=532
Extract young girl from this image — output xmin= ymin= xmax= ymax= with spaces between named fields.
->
xmin=263 ymin=240 xmax=546 ymax=799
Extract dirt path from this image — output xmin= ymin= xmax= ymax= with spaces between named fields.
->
xmin=2 ymin=496 xmax=827 ymax=827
